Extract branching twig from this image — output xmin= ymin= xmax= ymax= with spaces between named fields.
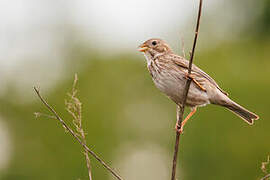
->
xmin=34 ymin=87 xmax=124 ymax=180
xmin=34 ymin=112 xmax=56 ymax=119
xmin=261 ymin=155 xmax=270 ymax=180
xmin=65 ymin=74 xmax=92 ymax=180
xmin=171 ymin=0 xmax=203 ymax=180
xmin=262 ymin=155 xmax=270 ymax=174
xmin=180 ymin=36 xmax=186 ymax=58
xmin=261 ymin=174 xmax=270 ymax=180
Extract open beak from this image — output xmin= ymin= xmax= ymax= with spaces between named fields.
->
xmin=138 ymin=45 xmax=148 ymax=52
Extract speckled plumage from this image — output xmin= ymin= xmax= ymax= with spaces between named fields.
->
xmin=139 ymin=38 xmax=259 ymax=124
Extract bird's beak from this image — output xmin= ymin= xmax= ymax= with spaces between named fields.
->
xmin=138 ymin=44 xmax=148 ymax=52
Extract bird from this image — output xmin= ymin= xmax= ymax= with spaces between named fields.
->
xmin=138 ymin=38 xmax=259 ymax=133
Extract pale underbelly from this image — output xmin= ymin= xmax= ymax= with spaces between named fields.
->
xmin=152 ymin=71 xmax=210 ymax=107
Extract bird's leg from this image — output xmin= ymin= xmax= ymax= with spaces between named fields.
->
xmin=185 ymin=73 xmax=206 ymax=92
xmin=175 ymin=107 xmax=197 ymax=133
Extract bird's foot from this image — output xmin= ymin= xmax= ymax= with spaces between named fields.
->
xmin=175 ymin=123 xmax=184 ymax=134
xmin=185 ymin=73 xmax=206 ymax=92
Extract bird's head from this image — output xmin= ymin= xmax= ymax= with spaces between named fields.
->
xmin=138 ymin=38 xmax=173 ymax=57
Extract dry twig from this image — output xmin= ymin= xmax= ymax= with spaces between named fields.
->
xmin=171 ymin=0 xmax=203 ymax=180
xmin=261 ymin=174 xmax=270 ymax=180
xmin=180 ymin=36 xmax=186 ymax=58
xmin=34 ymin=86 xmax=124 ymax=180
xmin=261 ymin=155 xmax=270 ymax=180
xmin=262 ymin=155 xmax=270 ymax=174
xmin=65 ymin=74 xmax=92 ymax=180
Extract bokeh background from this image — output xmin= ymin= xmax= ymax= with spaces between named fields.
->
xmin=0 ymin=0 xmax=269 ymax=179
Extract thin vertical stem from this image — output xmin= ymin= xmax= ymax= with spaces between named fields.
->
xmin=34 ymin=87 xmax=124 ymax=180
xmin=171 ymin=0 xmax=203 ymax=179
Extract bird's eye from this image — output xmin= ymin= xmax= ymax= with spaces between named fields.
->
xmin=152 ymin=41 xmax=157 ymax=46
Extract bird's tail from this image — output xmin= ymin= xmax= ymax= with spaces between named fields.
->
xmin=221 ymin=98 xmax=259 ymax=125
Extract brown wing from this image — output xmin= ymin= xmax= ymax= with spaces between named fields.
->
xmin=170 ymin=54 xmax=228 ymax=96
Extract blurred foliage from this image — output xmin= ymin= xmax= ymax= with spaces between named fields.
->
xmin=258 ymin=0 xmax=270 ymax=34
xmin=0 ymin=35 xmax=269 ymax=180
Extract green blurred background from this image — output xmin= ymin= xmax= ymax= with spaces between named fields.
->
xmin=0 ymin=0 xmax=269 ymax=179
